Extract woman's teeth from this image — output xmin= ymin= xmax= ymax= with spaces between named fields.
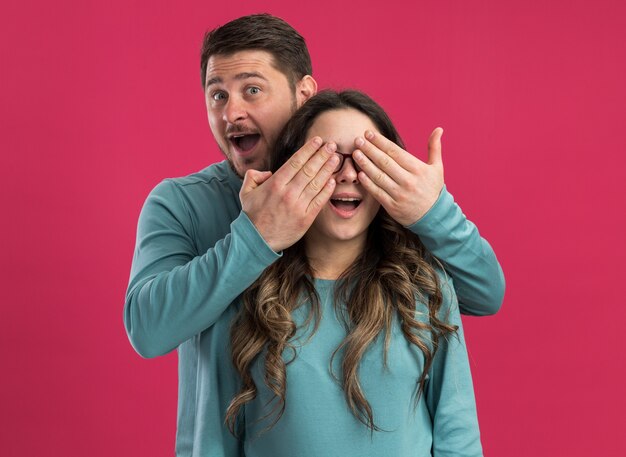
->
xmin=331 ymin=197 xmax=361 ymax=210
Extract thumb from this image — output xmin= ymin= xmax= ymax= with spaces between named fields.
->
xmin=241 ymin=170 xmax=273 ymax=195
xmin=427 ymin=127 xmax=444 ymax=165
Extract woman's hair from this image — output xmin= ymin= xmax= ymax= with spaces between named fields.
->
xmin=269 ymin=90 xmax=404 ymax=172
xmin=226 ymin=90 xmax=457 ymax=434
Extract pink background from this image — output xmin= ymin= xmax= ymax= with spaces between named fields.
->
xmin=1 ymin=0 xmax=625 ymax=455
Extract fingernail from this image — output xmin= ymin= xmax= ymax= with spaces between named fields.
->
xmin=353 ymin=150 xmax=363 ymax=161
xmin=326 ymin=142 xmax=336 ymax=152
xmin=312 ymin=137 xmax=323 ymax=147
xmin=365 ymin=130 xmax=374 ymax=140
xmin=355 ymin=137 xmax=364 ymax=147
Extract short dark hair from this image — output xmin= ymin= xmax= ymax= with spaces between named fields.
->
xmin=272 ymin=90 xmax=404 ymax=172
xmin=200 ymin=14 xmax=312 ymax=90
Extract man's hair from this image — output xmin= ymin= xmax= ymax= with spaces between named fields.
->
xmin=226 ymin=90 xmax=458 ymax=435
xmin=200 ymin=14 xmax=312 ymax=90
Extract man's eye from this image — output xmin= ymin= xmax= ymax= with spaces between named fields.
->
xmin=212 ymin=92 xmax=227 ymax=101
xmin=247 ymin=87 xmax=261 ymax=95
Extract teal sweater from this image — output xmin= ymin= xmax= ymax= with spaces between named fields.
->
xmin=188 ymin=277 xmax=480 ymax=457
xmin=124 ymin=160 xmax=505 ymax=456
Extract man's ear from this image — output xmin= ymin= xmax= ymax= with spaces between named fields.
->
xmin=295 ymin=75 xmax=317 ymax=108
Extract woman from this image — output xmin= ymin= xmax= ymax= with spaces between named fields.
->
xmin=226 ymin=90 xmax=482 ymax=457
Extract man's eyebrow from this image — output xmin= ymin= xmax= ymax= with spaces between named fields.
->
xmin=206 ymin=76 xmax=222 ymax=87
xmin=234 ymin=72 xmax=268 ymax=82
xmin=206 ymin=72 xmax=268 ymax=88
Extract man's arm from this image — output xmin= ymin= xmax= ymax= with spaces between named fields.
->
xmin=407 ymin=186 xmax=504 ymax=315
xmin=124 ymin=180 xmax=280 ymax=358
xmin=124 ymin=138 xmax=339 ymax=358
xmin=352 ymin=129 xmax=505 ymax=315
xmin=425 ymin=278 xmax=483 ymax=457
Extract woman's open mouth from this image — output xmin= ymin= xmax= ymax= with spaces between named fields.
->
xmin=330 ymin=197 xmax=362 ymax=213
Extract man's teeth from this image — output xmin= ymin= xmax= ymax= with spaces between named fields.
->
xmin=333 ymin=197 xmax=360 ymax=202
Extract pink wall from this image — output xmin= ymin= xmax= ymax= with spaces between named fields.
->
xmin=1 ymin=0 xmax=625 ymax=455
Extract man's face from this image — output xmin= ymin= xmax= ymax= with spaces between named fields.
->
xmin=205 ymin=50 xmax=307 ymax=177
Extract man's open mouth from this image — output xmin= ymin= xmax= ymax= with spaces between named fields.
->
xmin=229 ymin=134 xmax=261 ymax=153
xmin=330 ymin=197 xmax=362 ymax=211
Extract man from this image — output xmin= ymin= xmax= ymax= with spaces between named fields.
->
xmin=124 ymin=14 xmax=504 ymax=455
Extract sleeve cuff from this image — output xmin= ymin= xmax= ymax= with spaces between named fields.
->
xmin=231 ymin=211 xmax=282 ymax=264
xmin=407 ymin=185 xmax=456 ymax=235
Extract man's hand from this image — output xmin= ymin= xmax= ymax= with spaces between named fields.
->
xmin=240 ymin=137 xmax=339 ymax=252
xmin=352 ymin=128 xmax=445 ymax=226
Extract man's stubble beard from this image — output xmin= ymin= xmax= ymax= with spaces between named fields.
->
xmin=223 ymin=93 xmax=298 ymax=179
xmin=226 ymin=153 xmax=270 ymax=179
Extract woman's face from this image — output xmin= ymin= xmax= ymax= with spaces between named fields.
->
xmin=303 ymin=108 xmax=381 ymax=249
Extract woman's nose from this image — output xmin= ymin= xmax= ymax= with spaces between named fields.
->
xmin=336 ymin=155 xmax=359 ymax=183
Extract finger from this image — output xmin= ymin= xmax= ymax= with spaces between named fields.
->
xmin=273 ymin=136 xmax=325 ymax=184
xmin=240 ymin=170 xmax=272 ymax=195
xmin=358 ymin=130 xmax=424 ymax=173
xmin=356 ymin=170 xmax=394 ymax=208
xmin=427 ymin=127 xmax=444 ymax=165
xmin=306 ymin=178 xmax=336 ymax=216
xmin=290 ymin=141 xmax=338 ymax=190
xmin=299 ymin=146 xmax=341 ymax=201
xmin=352 ymin=148 xmax=401 ymax=196
xmin=353 ymin=134 xmax=405 ymax=184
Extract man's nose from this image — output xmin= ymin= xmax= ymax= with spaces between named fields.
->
xmin=223 ymin=96 xmax=248 ymax=123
